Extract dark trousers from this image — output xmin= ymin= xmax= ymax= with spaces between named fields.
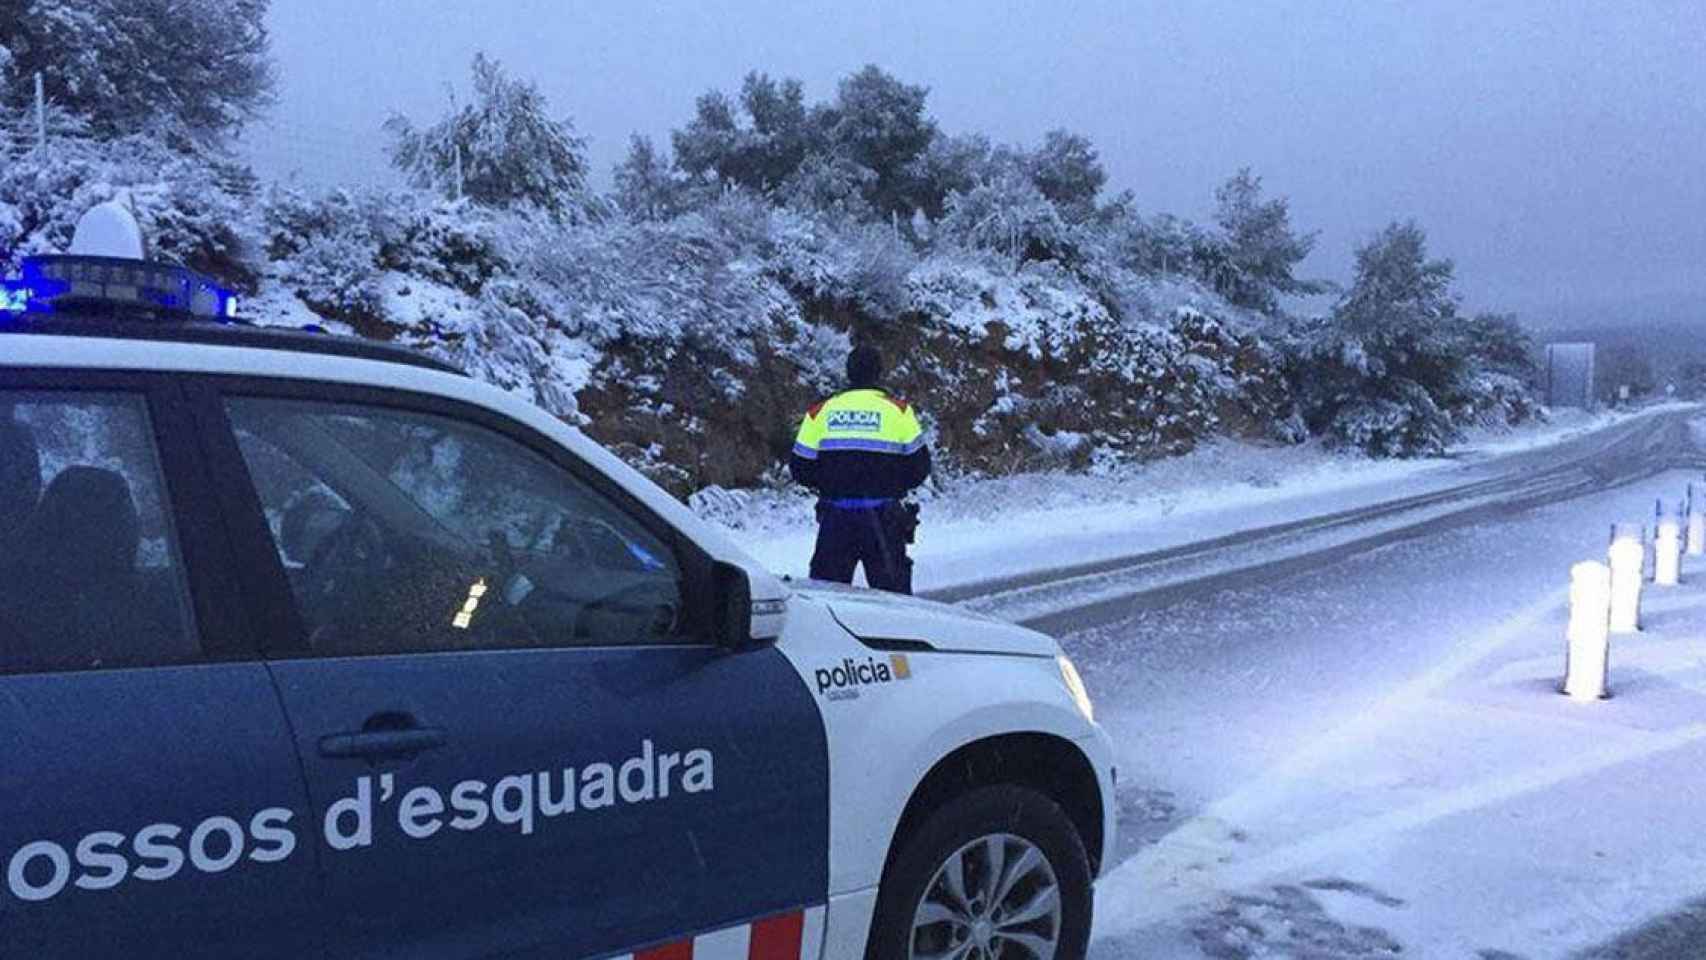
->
xmin=810 ymin=503 xmax=914 ymax=594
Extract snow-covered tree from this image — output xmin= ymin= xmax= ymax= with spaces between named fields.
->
xmin=670 ymin=72 xmax=813 ymax=194
xmin=1209 ymin=168 xmax=1319 ymax=312
xmin=670 ymin=65 xmax=936 ymax=220
xmin=1336 ymin=220 xmax=1456 ymax=338
xmin=1285 ymin=222 xmax=1536 ymax=454
xmin=613 ymin=135 xmax=685 ymax=221
xmin=671 ymin=89 xmax=744 ymax=186
xmin=0 ymin=0 xmax=274 ymax=142
xmin=1458 ymin=312 xmax=1537 ymax=382
xmin=385 ymin=53 xmax=589 ymax=220
xmin=820 ymin=65 xmax=937 ymax=218
xmin=1028 ymin=129 xmax=1105 ymax=223
xmin=908 ymin=132 xmax=992 ymax=220
xmin=1290 ymin=221 xmax=1470 ymax=455
xmin=735 ymin=72 xmax=812 ymax=188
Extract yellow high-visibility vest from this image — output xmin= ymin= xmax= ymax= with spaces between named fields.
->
xmin=792 ymin=389 xmax=924 ymax=461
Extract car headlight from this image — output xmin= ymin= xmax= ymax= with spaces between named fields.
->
xmin=1056 ymin=655 xmax=1095 ymax=724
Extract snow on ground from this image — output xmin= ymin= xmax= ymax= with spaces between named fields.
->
xmin=707 ymin=404 xmax=1687 ymax=592
xmin=243 ymin=280 xmax=341 ymax=333
xmin=1079 ymin=467 xmax=1706 ymax=959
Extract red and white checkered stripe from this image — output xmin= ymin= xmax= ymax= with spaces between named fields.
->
xmin=612 ymin=906 xmax=826 ymax=960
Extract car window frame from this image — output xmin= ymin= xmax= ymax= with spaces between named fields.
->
xmin=182 ymin=373 xmax=719 ymax=659
xmin=0 ymin=367 xmax=260 ymax=671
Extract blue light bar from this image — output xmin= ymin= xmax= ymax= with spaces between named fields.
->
xmin=1 ymin=255 xmax=238 ymax=320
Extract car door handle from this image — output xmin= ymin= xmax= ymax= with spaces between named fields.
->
xmin=319 ymin=727 xmax=447 ymax=760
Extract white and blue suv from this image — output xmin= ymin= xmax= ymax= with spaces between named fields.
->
xmin=0 ymin=213 xmax=1115 ymax=959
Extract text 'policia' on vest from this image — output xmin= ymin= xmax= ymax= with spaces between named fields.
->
xmin=789 ymin=345 xmax=931 ymax=594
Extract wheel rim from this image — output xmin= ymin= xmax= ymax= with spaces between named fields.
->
xmin=908 ymin=832 xmax=1062 ymax=960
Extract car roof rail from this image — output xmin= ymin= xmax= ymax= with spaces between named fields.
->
xmin=0 ymin=313 xmax=468 ymax=377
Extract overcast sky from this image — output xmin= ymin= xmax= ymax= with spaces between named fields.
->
xmin=250 ymin=0 xmax=1706 ymax=328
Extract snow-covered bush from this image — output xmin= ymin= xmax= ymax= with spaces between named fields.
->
xmin=259 ymin=187 xmax=386 ymax=319
xmin=1327 ymin=381 xmax=1455 ymax=458
xmin=241 ymin=165 xmax=1307 ymax=490
xmin=374 ymin=198 xmax=506 ymax=295
xmin=511 ymin=202 xmax=791 ymax=358
xmin=938 ymin=172 xmax=1079 ymax=269
xmin=260 ymin=186 xmax=508 ymax=324
xmin=0 ymin=125 xmax=253 ymax=284
xmin=905 ymin=254 xmax=1112 ymax=358
xmin=768 ymin=212 xmax=916 ymax=323
xmin=1449 ymin=370 xmax=1542 ymax=429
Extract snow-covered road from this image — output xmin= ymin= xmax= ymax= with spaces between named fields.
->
xmin=1077 ymin=467 xmax=1706 ymax=958
xmin=952 ymin=407 xmax=1704 ymax=635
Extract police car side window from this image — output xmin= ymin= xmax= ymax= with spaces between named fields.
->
xmin=0 ymin=393 xmax=199 ymax=674
xmin=224 ymin=397 xmax=687 ymax=655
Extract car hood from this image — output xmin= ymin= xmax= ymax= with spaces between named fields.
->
xmin=788 ymin=580 xmax=1060 ymax=658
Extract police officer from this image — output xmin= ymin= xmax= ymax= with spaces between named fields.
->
xmin=790 ymin=345 xmax=930 ymax=594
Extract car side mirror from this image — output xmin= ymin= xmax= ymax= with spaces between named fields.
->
xmin=713 ymin=561 xmax=755 ymax=649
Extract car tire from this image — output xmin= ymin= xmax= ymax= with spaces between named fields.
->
xmin=866 ymin=784 xmax=1093 ymax=960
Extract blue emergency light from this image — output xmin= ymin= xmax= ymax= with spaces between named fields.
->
xmin=1 ymin=255 xmax=239 ymax=321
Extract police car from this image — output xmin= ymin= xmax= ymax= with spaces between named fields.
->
xmin=0 ymin=204 xmax=1116 ymax=959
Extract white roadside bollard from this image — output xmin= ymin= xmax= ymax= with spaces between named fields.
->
xmin=1656 ymin=507 xmax=1683 ymax=587
xmin=1607 ymin=523 xmax=1644 ymax=634
xmin=1689 ymin=483 xmax=1705 ymax=557
xmin=1564 ymin=560 xmax=1612 ymax=701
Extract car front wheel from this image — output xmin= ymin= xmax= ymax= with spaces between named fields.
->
xmin=867 ymin=784 xmax=1093 ymax=960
